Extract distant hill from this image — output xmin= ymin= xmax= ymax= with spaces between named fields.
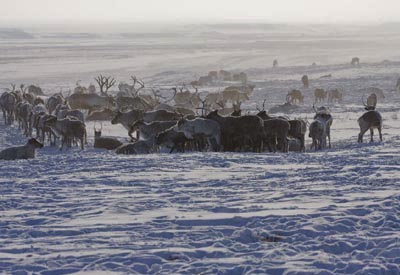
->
xmin=0 ymin=28 xmax=34 ymax=39
xmin=41 ymin=33 xmax=101 ymax=39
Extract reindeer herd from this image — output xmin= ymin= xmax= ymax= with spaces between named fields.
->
xmin=0 ymin=73 xmax=391 ymax=160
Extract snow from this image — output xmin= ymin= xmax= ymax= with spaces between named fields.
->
xmin=1 ymin=24 xmax=400 ymax=274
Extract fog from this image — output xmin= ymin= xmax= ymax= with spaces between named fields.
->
xmin=1 ymin=0 xmax=400 ymax=25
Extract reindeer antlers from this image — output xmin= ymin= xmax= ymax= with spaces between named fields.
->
xmin=8 ymin=83 xmax=16 ymax=93
xmin=361 ymin=95 xmax=368 ymax=107
xmin=20 ymin=84 xmax=28 ymax=93
xmin=95 ymin=75 xmax=116 ymax=96
xmin=130 ymin=76 xmax=145 ymax=96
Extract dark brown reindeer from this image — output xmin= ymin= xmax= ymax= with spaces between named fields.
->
xmin=301 ymin=75 xmax=309 ymax=89
xmin=358 ymin=96 xmax=382 ymax=143
xmin=351 ymin=57 xmax=360 ymax=66
xmin=93 ymin=123 xmax=123 ymax=150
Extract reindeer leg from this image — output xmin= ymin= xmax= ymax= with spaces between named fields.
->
xmin=378 ymin=127 xmax=383 ymax=141
xmin=370 ymin=128 xmax=374 ymax=142
xmin=328 ymin=134 xmax=331 ymax=149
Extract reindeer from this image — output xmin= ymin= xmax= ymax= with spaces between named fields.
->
xmin=314 ymin=88 xmax=327 ymax=103
xmin=0 ymin=138 xmax=43 ymax=160
xmin=86 ymin=108 xmax=115 ymax=121
xmin=351 ymin=57 xmax=360 ymax=66
xmin=232 ymin=72 xmax=248 ymax=83
xmin=273 ymin=59 xmax=278 ymax=68
xmin=219 ymin=70 xmax=232 ymax=81
xmin=309 ymin=119 xmax=326 ymax=151
xmin=115 ymin=140 xmax=154 ymax=154
xmin=17 ymin=102 xmax=33 ymax=136
xmin=224 ymin=84 xmax=255 ymax=96
xmin=0 ymin=89 xmax=17 ymax=125
xmin=287 ymin=89 xmax=304 ymax=104
xmin=36 ymin=113 xmax=58 ymax=144
xmin=263 ymin=118 xmax=290 ymax=153
xmin=67 ymin=93 xmax=115 ymax=112
xmin=117 ymin=76 xmax=157 ymax=111
xmin=118 ymin=77 xmax=144 ymax=97
xmin=173 ymin=85 xmax=201 ymax=110
xmin=58 ymin=109 xmax=85 ymax=123
xmin=111 ymin=109 xmax=180 ymax=134
xmin=46 ymin=93 xmax=64 ymax=114
xmin=301 ymin=75 xmax=309 ymax=89
xmin=93 ymin=124 xmax=123 ymax=150
xmin=256 ymin=99 xmax=306 ymax=152
xmin=365 ymin=87 xmax=384 ymax=100
xmin=155 ymin=126 xmax=189 ymax=153
xmin=365 ymin=94 xmax=377 ymax=109
xmin=327 ymin=88 xmax=343 ymax=104
xmin=88 ymin=83 xmax=96 ymax=94
xmin=230 ymin=102 xmax=242 ymax=117
xmin=27 ymin=85 xmax=44 ymax=96
xmin=358 ymin=97 xmax=382 ymax=143
xmin=313 ymin=105 xmax=333 ymax=149
xmin=128 ymin=120 xmax=177 ymax=144
xmin=45 ymin=117 xmax=87 ymax=150
xmin=205 ymin=92 xmax=225 ymax=110
xmin=177 ymin=118 xmax=221 ymax=152
xmin=198 ymin=75 xmax=213 ymax=86
xmin=222 ymin=87 xmax=250 ymax=104
xmin=73 ymin=81 xmax=88 ymax=94
xmin=208 ymin=71 xmax=219 ymax=81
xmin=21 ymin=84 xmax=36 ymax=105
xmin=206 ymin=110 xmax=264 ymax=152
xmin=30 ymin=103 xmax=48 ymax=138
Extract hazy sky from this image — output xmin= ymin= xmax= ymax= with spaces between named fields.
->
xmin=1 ymin=0 xmax=399 ymax=24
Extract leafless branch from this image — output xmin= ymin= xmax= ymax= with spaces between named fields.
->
xmin=95 ymin=75 xmax=116 ymax=96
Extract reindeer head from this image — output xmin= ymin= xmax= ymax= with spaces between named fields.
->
xmin=94 ymin=123 xmax=103 ymax=138
xmin=27 ymin=138 xmax=44 ymax=149
xmin=362 ymin=95 xmax=376 ymax=111
xmin=111 ymin=110 xmax=122 ymax=124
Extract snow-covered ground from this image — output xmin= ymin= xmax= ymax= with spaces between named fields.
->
xmin=1 ymin=24 xmax=400 ymax=274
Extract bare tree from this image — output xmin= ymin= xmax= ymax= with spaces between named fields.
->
xmin=95 ymin=75 xmax=116 ymax=96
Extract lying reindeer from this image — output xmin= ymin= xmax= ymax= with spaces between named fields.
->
xmin=0 ymin=138 xmax=43 ymax=160
xmin=94 ymin=125 xmax=123 ymax=150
